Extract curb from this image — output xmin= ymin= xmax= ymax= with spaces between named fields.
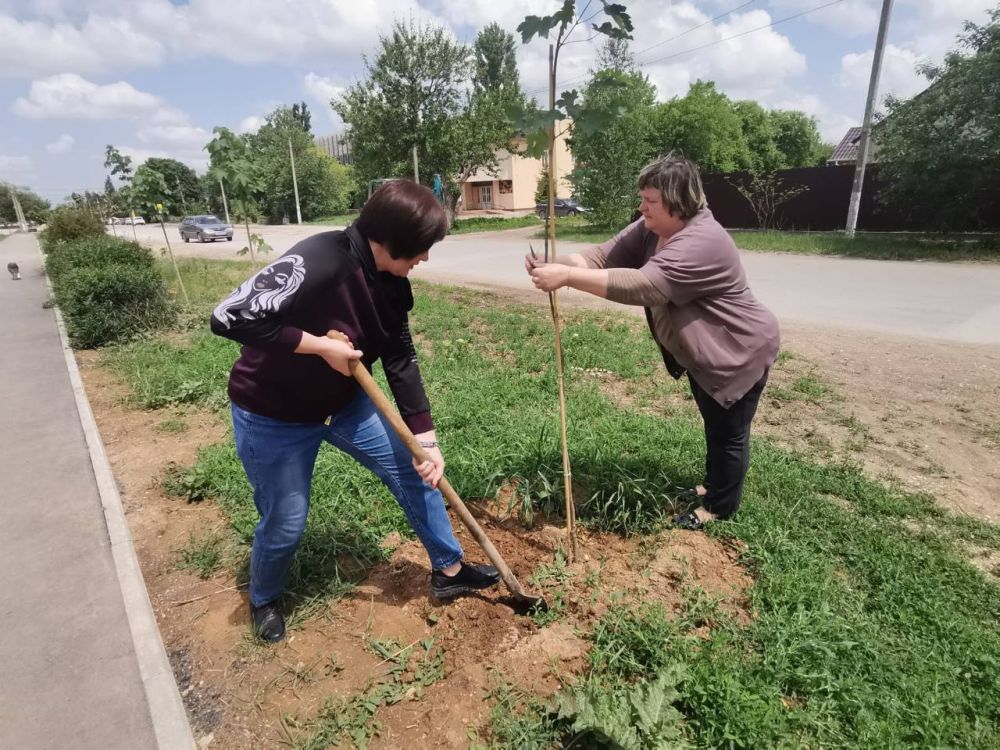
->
xmin=46 ymin=261 xmax=196 ymax=749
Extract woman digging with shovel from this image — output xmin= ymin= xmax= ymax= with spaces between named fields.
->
xmin=211 ymin=180 xmax=500 ymax=643
xmin=526 ymin=154 xmax=780 ymax=531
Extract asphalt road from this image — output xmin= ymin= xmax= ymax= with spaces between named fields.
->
xmin=128 ymin=222 xmax=1000 ymax=345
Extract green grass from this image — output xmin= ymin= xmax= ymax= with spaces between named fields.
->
xmin=531 ymin=215 xmax=618 ymax=244
xmin=307 ymin=213 xmax=542 ymax=234
xmin=532 ymin=218 xmax=1000 ymax=261
xmin=449 ymin=215 xmax=541 ymax=234
xmin=731 ymin=230 xmax=1000 ymax=262
xmin=177 ymin=530 xmax=227 ymax=578
xmin=102 ymin=261 xmax=1000 ymax=747
xmin=303 ymin=212 xmax=359 ymax=226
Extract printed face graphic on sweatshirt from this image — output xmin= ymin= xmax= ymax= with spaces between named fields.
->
xmin=213 ymin=254 xmax=306 ymax=328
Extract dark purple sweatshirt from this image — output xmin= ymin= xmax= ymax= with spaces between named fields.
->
xmin=209 ymin=226 xmax=433 ymax=432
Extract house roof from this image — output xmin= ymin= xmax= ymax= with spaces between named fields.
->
xmin=828 ymin=126 xmax=863 ymax=164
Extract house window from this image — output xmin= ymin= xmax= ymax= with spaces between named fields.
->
xmin=498 ymin=180 xmax=512 ymax=194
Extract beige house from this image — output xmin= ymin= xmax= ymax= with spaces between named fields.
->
xmin=461 ymin=128 xmax=574 ymax=212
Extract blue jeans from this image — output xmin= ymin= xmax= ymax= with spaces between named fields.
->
xmin=231 ymin=393 xmax=464 ymax=607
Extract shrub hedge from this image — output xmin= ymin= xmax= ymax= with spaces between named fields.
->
xmin=45 ymin=234 xmax=175 ymax=348
xmin=39 ymin=206 xmax=106 ymax=250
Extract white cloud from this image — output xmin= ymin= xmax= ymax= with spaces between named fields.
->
xmin=0 ymin=0 xmax=457 ymax=77
xmin=12 ymin=73 xmax=186 ymax=123
xmin=304 ymin=73 xmax=345 ymax=106
xmin=303 ymin=73 xmax=348 ymax=130
xmin=45 ymin=134 xmax=74 ymax=154
xmin=771 ymin=94 xmax=857 ymax=142
xmin=622 ymin=6 xmax=807 ymax=103
xmin=0 ymin=12 xmax=164 ymax=76
xmin=769 ymin=0 xmax=881 ymax=37
xmin=237 ymin=115 xmax=266 ymax=134
xmin=0 ymin=154 xmax=35 ymax=182
xmin=839 ymin=44 xmax=927 ymax=100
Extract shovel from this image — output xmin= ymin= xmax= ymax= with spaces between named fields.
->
xmin=326 ymin=331 xmax=548 ymax=613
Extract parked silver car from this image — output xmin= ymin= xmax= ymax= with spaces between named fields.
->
xmin=179 ymin=215 xmax=233 ymax=243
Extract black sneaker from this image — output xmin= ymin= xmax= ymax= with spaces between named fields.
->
xmin=250 ymin=600 xmax=285 ymax=643
xmin=431 ymin=562 xmax=501 ymax=600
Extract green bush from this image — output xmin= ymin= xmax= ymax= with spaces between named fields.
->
xmin=57 ymin=263 xmax=174 ymax=348
xmin=45 ymin=236 xmax=155 ymax=285
xmin=39 ymin=206 xmax=106 ymax=251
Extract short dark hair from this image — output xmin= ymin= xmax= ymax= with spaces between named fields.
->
xmin=637 ymin=153 xmax=707 ymax=220
xmin=355 ymin=180 xmax=448 ymax=259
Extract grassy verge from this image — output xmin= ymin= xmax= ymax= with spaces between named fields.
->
xmin=104 ymin=261 xmax=1000 ymax=747
xmin=449 ymin=215 xmax=541 ymax=234
xmin=534 ymin=219 xmax=1000 ymax=261
xmin=732 ymin=230 xmax=1000 ymax=262
xmin=303 ymin=212 xmax=359 ymax=226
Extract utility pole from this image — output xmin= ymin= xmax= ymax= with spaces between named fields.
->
xmin=219 ymin=177 xmax=230 ymax=224
xmin=412 ymin=109 xmax=421 ymax=184
xmin=10 ymin=188 xmax=28 ymax=231
xmin=175 ymin=176 xmax=187 ymax=215
xmin=288 ymin=138 xmax=302 ymax=224
xmin=846 ymin=0 xmax=893 ymax=238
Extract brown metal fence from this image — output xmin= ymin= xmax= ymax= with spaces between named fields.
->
xmin=702 ymin=165 xmax=1000 ymax=232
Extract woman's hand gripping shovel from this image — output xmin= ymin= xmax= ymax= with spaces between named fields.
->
xmin=326 ymin=331 xmax=548 ymax=614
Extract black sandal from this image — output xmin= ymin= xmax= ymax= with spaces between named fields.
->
xmin=673 ymin=508 xmax=706 ymax=530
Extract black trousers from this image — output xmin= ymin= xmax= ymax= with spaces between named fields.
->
xmin=688 ymin=370 xmax=768 ymax=519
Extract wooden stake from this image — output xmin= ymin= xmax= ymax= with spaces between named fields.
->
xmin=547 ymin=43 xmax=577 ymax=561
xmin=160 ymin=218 xmax=189 ymax=304
xmin=244 ymin=217 xmax=258 ymax=271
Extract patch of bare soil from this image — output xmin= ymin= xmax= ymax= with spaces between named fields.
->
xmin=762 ymin=323 xmax=1000 ymax=524
xmin=77 ymin=351 xmax=750 ymax=749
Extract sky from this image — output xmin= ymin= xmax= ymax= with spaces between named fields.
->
xmin=1 ymin=0 xmax=996 ymax=203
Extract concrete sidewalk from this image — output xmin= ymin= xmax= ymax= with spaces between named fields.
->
xmin=0 ymin=233 xmax=193 ymax=749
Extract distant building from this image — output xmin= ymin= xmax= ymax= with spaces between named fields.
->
xmin=460 ymin=127 xmax=574 ymax=212
xmin=314 ymin=133 xmax=353 ymax=165
xmin=827 ymin=127 xmax=865 ymax=166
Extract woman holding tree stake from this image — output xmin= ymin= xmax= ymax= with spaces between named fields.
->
xmin=525 ymin=154 xmax=780 ymax=529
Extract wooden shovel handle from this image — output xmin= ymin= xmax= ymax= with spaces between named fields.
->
xmin=325 ymin=331 xmax=524 ymax=592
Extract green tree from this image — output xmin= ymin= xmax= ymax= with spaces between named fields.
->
xmin=734 ymin=100 xmax=782 ymax=172
xmin=104 ymin=145 xmax=133 ymax=186
xmin=205 ymin=126 xmax=271 ymax=268
xmin=131 ymin=163 xmax=188 ymax=302
xmin=0 ymin=183 xmax=51 ymax=223
xmin=650 ymin=81 xmax=751 ymax=173
xmin=205 ymin=127 xmax=260 ymax=220
xmin=770 ymin=110 xmax=829 ymax=168
xmin=515 ymin=0 xmax=635 ymax=561
xmin=335 ymin=19 xmax=513 ymax=213
xmin=104 ymin=145 xmax=136 ymax=223
xmin=473 ymin=22 xmax=524 ymax=102
xmin=291 ymin=101 xmax=312 ymax=133
xmin=876 ymin=6 xmax=1000 ymax=229
xmin=247 ymin=105 xmax=353 ymax=221
xmin=569 ymin=70 xmax=656 ymax=227
xmin=595 ymin=36 xmax=636 ymax=74
xmin=139 ymin=157 xmax=201 ymax=216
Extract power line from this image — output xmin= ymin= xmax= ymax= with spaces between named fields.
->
xmin=631 ymin=0 xmax=758 ymax=59
xmin=525 ymin=0 xmax=847 ymax=97
xmin=637 ymin=0 xmax=847 ymax=69
xmin=526 ymin=0 xmax=760 ymax=97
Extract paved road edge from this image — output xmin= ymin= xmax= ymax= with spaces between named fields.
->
xmin=46 ymin=257 xmax=196 ymax=749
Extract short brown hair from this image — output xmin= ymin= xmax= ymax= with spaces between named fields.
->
xmin=637 ymin=153 xmax=707 ymax=220
xmin=355 ymin=180 xmax=448 ymax=259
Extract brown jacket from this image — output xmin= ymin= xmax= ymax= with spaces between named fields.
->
xmin=585 ymin=210 xmax=780 ymax=407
